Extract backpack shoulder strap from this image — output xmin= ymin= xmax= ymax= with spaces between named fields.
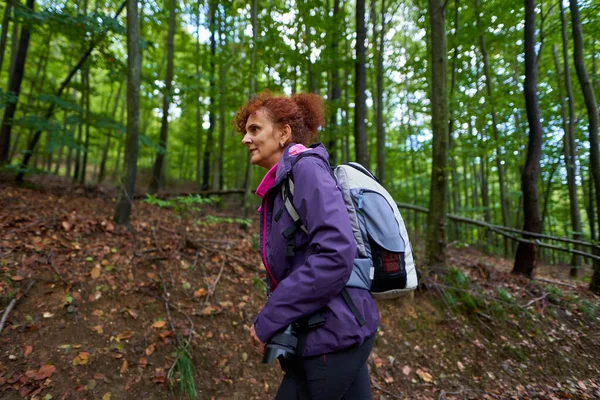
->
xmin=282 ymin=177 xmax=308 ymax=235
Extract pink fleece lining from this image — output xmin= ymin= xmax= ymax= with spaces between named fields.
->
xmin=256 ymin=163 xmax=278 ymax=200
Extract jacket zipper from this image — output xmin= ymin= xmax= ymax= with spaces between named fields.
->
xmin=262 ymin=193 xmax=278 ymax=291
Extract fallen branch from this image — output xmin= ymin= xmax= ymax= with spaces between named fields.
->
xmin=158 ymin=272 xmax=179 ymax=345
xmin=186 ymin=240 xmax=256 ymax=268
xmin=371 ymin=381 xmax=403 ymax=399
xmin=204 ymin=260 xmax=226 ymax=306
xmin=534 ymin=277 xmax=577 ymax=288
xmin=438 ymin=389 xmax=465 ymax=400
xmin=0 ymin=280 xmax=36 ymax=334
xmin=523 ymin=294 xmax=548 ymax=308
xmin=49 ymin=251 xmax=69 ymax=286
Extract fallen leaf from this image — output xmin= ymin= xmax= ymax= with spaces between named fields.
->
xmin=402 ymin=365 xmax=411 ymax=376
xmin=91 ymin=325 xmax=104 ymax=334
xmin=384 ymin=376 xmax=394 ymax=383
xmin=23 ymin=346 xmax=33 ymax=357
xmin=153 ymin=368 xmax=166 ymax=383
xmin=193 ymin=288 xmax=207 ymax=298
xmin=117 ymin=330 xmax=134 ymax=340
xmin=145 ymin=344 xmax=155 ymax=356
xmin=62 ymin=221 xmax=72 ymax=231
xmin=374 ymin=357 xmax=383 ymax=368
xmin=43 ymin=312 xmax=54 ymax=318
xmin=127 ymin=309 xmax=139 ymax=319
xmin=34 ymin=364 xmax=56 ymax=380
xmin=87 ymin=379 xmax=97 ymax=390
xmin=138 ymin=357 xmax=147 ymax=368
xmin=94 ymin=372 xmax=106 ymax=380
xmin=152 ymin=320 xmax=166 ymax=329
xmin=102 ymin=393 xmax=111 ymax=400
xmin=92 ymin=310 xmax=104 ymax=317
xmin=10 ymin=275 xmax=24 ymax=281
xmin=416 ymin=368 xmax=433 ymax=382
xmin=457 ymin=361 xmax=465 ymax=372
xmin=73 ymin=352 xmax=90 ymax=366
xmin=91 ymin=266 xmax=101 ymax=279
xmin=120 ymin=359 xmax=128 ymax=373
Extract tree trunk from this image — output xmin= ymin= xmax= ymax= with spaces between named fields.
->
xmin=569 ymin=0 xmax=600 ymax=293
xmin=354 ymin=0 xmax=368 ymax=167
xmin=375 ymin=0 xmax=385 ymax=182
xmin=554 ymin=15 xmax=583 ymax=276
xmin=0 ymin=0 xmax=33 ymax=165
xmin=214 ymin=12 xmax=226 ymax=190
xmin=202 ymin=1 xmax=216 ymax=190
xmin=512 ymin=0 xmax=543 ymax=278
xmin=475 ymin=0 xmax=511 ymax=257
xmin=79 ymin=66 xmax=90 ymax=184
xmin=242 ymin=0 xmax=258 ymax=218
xmin=149 ymin=0 xmax=175 ymax=193
xmin=99 ymin=81 xmax=123 ymax=183
xmin=425 ymin=0 xmax=449 ymax=267
xmin=448 ymin=0 xmax=461 ymax=240
xmin=195 ymin=0 xmax=202 ymax=189
xmin=328 ymin=0 xmax=341 ymax=166
xmin=0 ymin=0 xmax=12 ymax=77
xmin=114 ymin=0 xmax=141 ymax=227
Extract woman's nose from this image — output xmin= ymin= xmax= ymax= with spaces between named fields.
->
xmin=242 ymin=134 xmax=252 ymax=145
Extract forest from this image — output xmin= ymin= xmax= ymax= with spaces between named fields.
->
xmin=1 ymin=0 xmax=600 ymax=399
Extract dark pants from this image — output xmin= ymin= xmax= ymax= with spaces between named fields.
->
xmin=274 ymin=334 xmax=375 ymax=400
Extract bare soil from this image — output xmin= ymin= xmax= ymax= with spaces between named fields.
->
xmin=1 ymin=175 xmax=599 ymax=400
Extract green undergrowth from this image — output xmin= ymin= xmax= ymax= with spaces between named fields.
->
xmin=143 ymin=194 xmax=251 ymax=228
xmin=168 ymin=341 xmax=198 ymax=399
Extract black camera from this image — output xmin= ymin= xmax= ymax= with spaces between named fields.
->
xmin=262 ymin=323 xmax=299 ymax=364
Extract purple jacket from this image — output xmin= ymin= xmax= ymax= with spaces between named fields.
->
xmin=254 ymin=143 xmax=379 ymax=357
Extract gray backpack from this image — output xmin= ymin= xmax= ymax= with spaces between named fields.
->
xmin=283 ymin=161 xmax=418 ymax=302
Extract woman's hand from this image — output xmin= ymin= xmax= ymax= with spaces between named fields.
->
xmin=250 ymin=324 xmax=266 ymax=355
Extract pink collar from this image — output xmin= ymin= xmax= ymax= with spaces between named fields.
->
xmin=255 ymin=163 xmax=278 ymax=199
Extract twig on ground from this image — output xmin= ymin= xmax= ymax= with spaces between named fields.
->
xmin=438 ymin=388 xmax=465 ymax=400
xmin=371 ymin=381 xmax=403 ymax=399
xmin=523 ymin=293 xmax=548 ymax=308
xmin=204 ymin=260 xmax=226 ymax=306
xmin=0 ymin=280 xmax=36 ymax=334
xmin=158 ymin=272 xmax=180 ymax=346
xmin=6 ymin=218 xmax=58 ymax=235
xmin=49 ymin=251 xmax=69 ymax=286
xmin=158 ymin=225 xmax=180 ymax=236
xmin=534 ymin=277 xmax=577 ymax=288
xmin=186 ymin=240 xmax=255 ymax=268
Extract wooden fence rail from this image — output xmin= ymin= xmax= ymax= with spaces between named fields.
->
xmin=396 ymin=202 xmax=600 ymax=262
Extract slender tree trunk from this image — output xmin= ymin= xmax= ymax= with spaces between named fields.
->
xmin=448 ymin=0 xmax=461 ymax=241
xmin=215 ymin=13 xmax=226 ymax=190
xmin=99 ymin=81 xmax=123 ymax=183
xmin=328 ymin=0 xmax=341 ymax=166
xmin=475 ymin=0 xmax=511 ymax=256
xmin=375 ymin=0 xmax=385 ymax=182
xmin=354 ymin=0 xmax=368 ymax=167
xmin=195 ymin=0 xmax=202 ymax=189
xmin=79 ymin=66 xmax=90 ymax=184
xmin=149 ymin=0 xmax=175 ymax=193
xmin=243 ymin=0 xmax=258 ymax=218
xmin=512 ymin=0 xmax=543 ymax=278
xmin=570 ymin=0 xmax=600 ymax=292
xmin=0 ymin=0 xmax=12 ymax=77
xmin=114 ymin=0 xmax=141 ymax=227
xmin=426 ymin=0 xmax=448 ymax=267
xmin=554 ymin=22 xmax=583 ymax=276
xmin=0 ymin=0 xmax=34 ymax=165
xmin=202 ymin=1 xmax=216 ymax=190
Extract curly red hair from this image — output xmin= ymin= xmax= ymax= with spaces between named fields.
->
xmin=233 ymin=90 xmax=325 ymax=145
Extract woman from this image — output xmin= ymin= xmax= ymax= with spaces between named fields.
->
xmin=234 ymin=91 xmax=379 ymax=400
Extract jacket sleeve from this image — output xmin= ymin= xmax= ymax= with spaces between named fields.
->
xmin=253 ymin=156 xmax=356 ymax=343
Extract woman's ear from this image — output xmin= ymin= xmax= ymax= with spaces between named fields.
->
xmin=281 ymin=124 xmax=292 ymax=145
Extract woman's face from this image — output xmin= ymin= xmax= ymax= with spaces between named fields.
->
xmin=242 ymin=108 xmax=287 ymax=169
